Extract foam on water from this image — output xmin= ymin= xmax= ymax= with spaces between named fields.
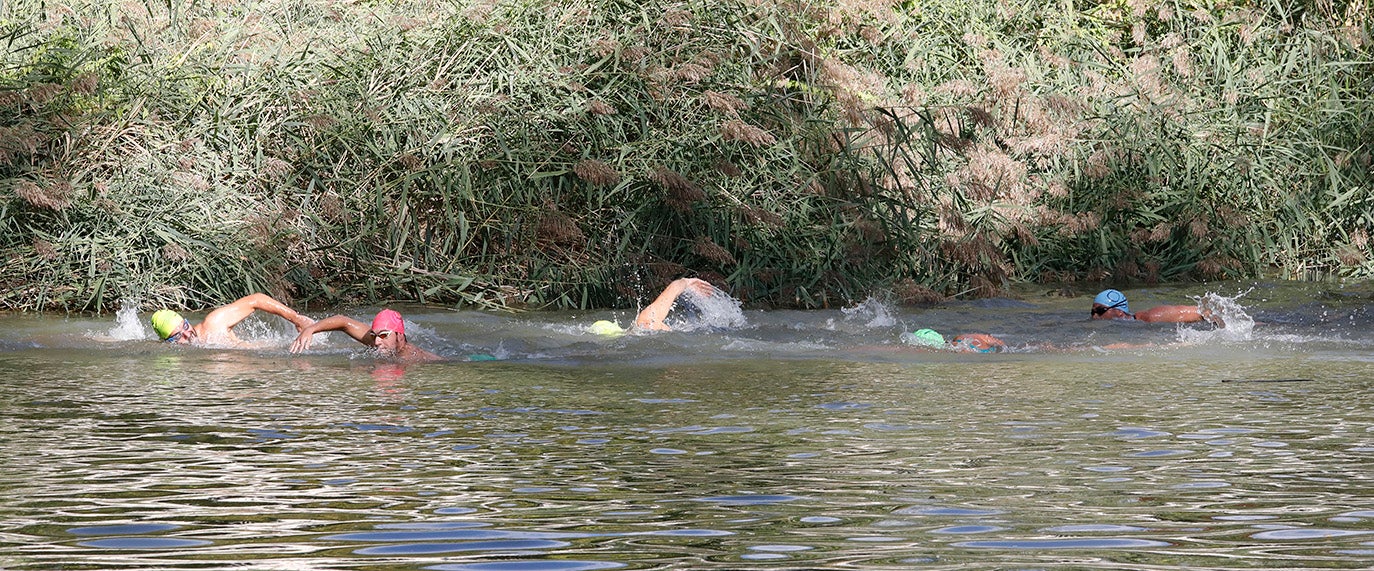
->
xmin=720 ymin=338 xmax=831 ymax=354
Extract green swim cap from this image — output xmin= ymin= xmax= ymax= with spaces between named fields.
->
xmin=904 ymin=328 xmax=945 ymax=347
xmin=150 ymin=309 xmax=185 ymax=340
xmin=588 ymin=320 xmax=626 ymax=336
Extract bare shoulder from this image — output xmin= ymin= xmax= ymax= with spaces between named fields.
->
xmin=401 ymin=345 xmax=445 ymax=363
xmin=191 ymin=322 xmax=241 ymax=346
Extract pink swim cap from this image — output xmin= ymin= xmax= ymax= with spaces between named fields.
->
xmin=371 ymin=309 xmax=405 ymax=334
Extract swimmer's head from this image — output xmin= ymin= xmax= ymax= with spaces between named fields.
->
xmin=903 ymin=328 xmax=946 ymax=348
xmin=1092 ymin=289 xmax=1130 ymax=319
xmin=150 ymin=309 xmax=186 ymax=341
xmin=369 ymin=309 xmax=407 ymax=354
xmin=1093 ymin=289 xmax=1129 ymax=312
xmin=589 ymin=320 xmax=626 ymax=337
xmin=370 ymin=309 xmax=406 ymax=335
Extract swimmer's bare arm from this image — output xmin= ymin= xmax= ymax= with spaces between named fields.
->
xmin=634 ymin=278 xmax=718 ymax=331
xmin=951 ymin=333 xmax=1007 ymax=352
xmin=1133 ymin=305 xmax=1204 ymax=323
xmin=290 ymin=315 xmax=372 ymax=353
xmin=198 ymin=293 xmax=314 ymax=339
xmin=1097 ymin=342 xmax=1156 ymax=350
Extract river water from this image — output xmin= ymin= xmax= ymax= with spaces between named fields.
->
xmin=1 ymin=281 xmax=1371 ymax=570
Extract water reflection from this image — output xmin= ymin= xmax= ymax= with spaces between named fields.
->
xmin=1 ymin=283 xmax=1373 ymax=569
xmin=427 ymin=562 xmax=626 ymax=571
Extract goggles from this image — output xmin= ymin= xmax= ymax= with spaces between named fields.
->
xmin=165 ymin=320 xmax=191 ymax=343
xmin=1092 ymin=300 xmax=1128 ymax=316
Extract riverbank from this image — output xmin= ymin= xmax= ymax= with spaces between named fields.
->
xmin=3 ymin=0 xmax=1370 ymax=313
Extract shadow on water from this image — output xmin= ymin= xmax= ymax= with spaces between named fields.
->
xmin=1 ymin=280 xmax=1372 ymax=569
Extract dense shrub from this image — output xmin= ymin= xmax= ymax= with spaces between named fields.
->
xmin=1 ymin=0 xmax=1369 ymax=312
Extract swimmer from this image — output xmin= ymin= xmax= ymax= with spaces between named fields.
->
xmin=1090 ymin=289 xmax=1217 ymax=324
xmin=289 ymin=308 xmax=443 ymax=362
xmin=905 ymin=328 xmax=1151 ymax=353
xmin=588 ymin=277 xmax=723 ymax=336
xmin=149 ymin=293 xmax=315 ymax=346
xmin=904 ymin=328 xmax=1007 ymax=353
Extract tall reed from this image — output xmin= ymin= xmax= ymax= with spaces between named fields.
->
xmin=1 ymin=0 xmax=1369 ymax=313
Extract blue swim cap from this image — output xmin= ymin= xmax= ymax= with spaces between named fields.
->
xmin=1093 ymin=289 xmax=1129 ymax=313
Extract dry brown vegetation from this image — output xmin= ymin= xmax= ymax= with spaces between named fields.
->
xmin=1 ymin=0 xmax=1370 ymax=312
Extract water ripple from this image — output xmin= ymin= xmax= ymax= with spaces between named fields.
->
xmin=3 ymin=333 xmax=1373 ymax=570
xmin=426 ymin=561 xmax=625 ymax=571
xmin=954 ymin=538 xmax=1172 ymax=549
xmin=355 ymin=539 xmax=570 ymax=555
xmin=1250 ymin=528 xmax=1374 ymax=540
xmin=76 ymin=537 xmax=213 ymax=549
xmin=68 ymin=524 xmax=181 ymax=536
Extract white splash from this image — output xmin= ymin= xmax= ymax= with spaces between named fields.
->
xmin=672 ymin=286 xmax=747 ymax=331
xmin=841 ymin=296 xmax=898 ymax=328
xmin=1177 ymin=291 xmax=1254 ymax=344
xmin=97 ymin=298 xmax=149 ymax=341
xmin=231 ymin=315 xmax=300 ymax=345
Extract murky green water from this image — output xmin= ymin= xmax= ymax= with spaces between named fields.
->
xmin=2 ymin=282 xmax=1372 ymax=569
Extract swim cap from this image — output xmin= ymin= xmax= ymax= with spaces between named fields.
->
xmin=903 ymin=328 xmax=945 ymax=347
xmin=371 ymin=309 xmax=405 ymax=334
xmin=588 ymin=320 xmax=626 ymax=336
xmin=150 ymin=310 xmax=184 ymax=340
xmin=1093 ymin=289 xmax=1129 ymax=313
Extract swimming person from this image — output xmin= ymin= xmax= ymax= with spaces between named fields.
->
xmin=150 ymin=293 xmax=315 ymax=346
xmin=903 ymin=328 xmax=1008 ymax=353
xmin=1090 ymin=289 xmax=1214 ymax=323
xmin=289 ymin=308 xmax=443 ymax=362
xmin=588 ymin=277 xmax=724 ymax=335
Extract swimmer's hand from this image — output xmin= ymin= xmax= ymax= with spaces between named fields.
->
xmin=289 ymin=331 xmax=314 ymax=353
xmin=681 ymin=278 xmax=719 ymax=297
xmin=1197 ymin=299 xmax=1226 ymax=328
xmin=1203 ymin=311 xmax=1225 ymax=328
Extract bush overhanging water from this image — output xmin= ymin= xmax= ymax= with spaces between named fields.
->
xmin=2 ymin=0 xmax=1370 ymax=312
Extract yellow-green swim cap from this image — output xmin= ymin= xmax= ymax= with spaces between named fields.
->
xmin=150 ymin=309 xmax=185 ymax=340
xmin=588 ymin=320 xmax=626 ymax=336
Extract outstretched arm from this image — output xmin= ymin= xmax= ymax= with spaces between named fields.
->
xmin=200 ymin=293 xmax=314 ymax=337
xmin=290 ymin=315 xmax=373 ymax=353
xmin=634 ymin=278 xmax=718 ymax=331
xmin=1134 ymin=305 xmax=1204 ymax=323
